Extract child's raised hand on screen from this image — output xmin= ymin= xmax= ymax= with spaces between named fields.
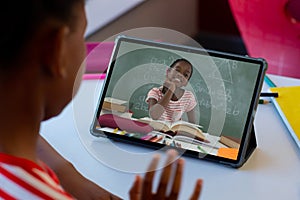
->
xmin=163 ymin=67 xmax=184 ymax=93
xmin=163 ymin=77 xmax=177 ymax=94
xmin=129 ymin=149 xmax=203 ymax=200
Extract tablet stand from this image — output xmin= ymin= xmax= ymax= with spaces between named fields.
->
xmin=232 ymin=124 xmax=257 ymax=168
xmin=244 ymin=124 xmax=257 ymax=162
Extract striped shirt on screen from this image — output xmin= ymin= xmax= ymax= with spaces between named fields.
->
xmin=146 ymin=87 xmax=197 ymax=122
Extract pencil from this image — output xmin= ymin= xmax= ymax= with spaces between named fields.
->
xmin=150 ymin=135 xmax=163 ymax=142
xmin=141 ymin=134 xmax=156 ymax=141
xmin=260 ymin=92 xmax=279 ymax=97
xmin=258 ymin=99 xmax=271 ymax=104
xmin=264 ymin=75 xmax=277 ymax=87
xmin=197 ymin=145 xmax=207 ymax=154
xmin=119 ymin=130 xmax=127 ymax=135
xmin=112 ymin=128 xmax=118 ymax=133
xmin=147 ymin=135 xmax=157 ymax=141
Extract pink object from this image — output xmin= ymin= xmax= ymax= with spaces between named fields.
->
xmin=98 ymin=114 xmax=153 ymax=134
xmin=82 ymin=73 xmax=106 ymax=80
xmin=228 ymin=0 xmax=300 ymax=78
xmin=85 ymin=42 xmax=114 ymax=73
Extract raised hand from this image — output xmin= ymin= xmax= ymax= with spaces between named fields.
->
xmin=129 ymin=149 xmax=203 ymax=200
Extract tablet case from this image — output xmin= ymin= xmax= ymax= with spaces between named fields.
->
xmin=90 ymin=35 xmax=264 ymax=169
xmin=224 ymin=124 xmax=257 ymax=168
xmin=244 ymin=125 xmax=257 ymax=164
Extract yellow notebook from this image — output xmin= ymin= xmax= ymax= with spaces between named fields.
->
xmin=270 ymin=86 xmax=300 ymax=149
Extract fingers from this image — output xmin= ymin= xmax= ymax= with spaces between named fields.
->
xmin=163 ymin=78 xmax=176 ymax=93
xmin=129 ymin=175 xmax=142 ymax=200
xmin=140 ymin=154 xmax=160 ymax=200
xmin=168 ymin=158 xmax=184 ymax=199
xmin=190 ymin=179 xmax=203 ymax=200
xmin=131 ymin=150 xmax=203 ymax=200
xmin=156 ymin=149 xmax=178 ymax=198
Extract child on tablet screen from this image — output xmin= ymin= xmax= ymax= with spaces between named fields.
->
xmin=0 ymin=1 xmax=202 ymax=199
xmin=146 ymin=58 xmax=197 ymax=124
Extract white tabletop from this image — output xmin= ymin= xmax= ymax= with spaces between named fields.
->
xmin=40 ymin=74 xmax=300 ymax=200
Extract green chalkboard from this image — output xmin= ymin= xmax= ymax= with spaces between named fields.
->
xmin=105 ymin=48 xmax=181 ymax=117
xmin=104 ymin=46 xmax=260 ymax=140
xmin=128 ymin=83 xmax=160 ymax=118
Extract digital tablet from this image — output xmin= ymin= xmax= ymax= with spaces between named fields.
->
xmin=90 ymin=35 xmax=267 ymax=168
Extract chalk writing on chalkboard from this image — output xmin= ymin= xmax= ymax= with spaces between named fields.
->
xmin=150 ymin=55 xmax=177 ymax=65
xmin=104 ymin=46 xmax=258 ymax=139
xmin=208 ymin=59 xmax=238 ymax=84
xmin=143 ymin=63 xmax=166 ymax=83
xmin=131 ymin=95 xmax=148 ymax=112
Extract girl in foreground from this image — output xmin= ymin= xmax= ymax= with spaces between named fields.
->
xmin=0 ymin=1 xmax=202 ymax=199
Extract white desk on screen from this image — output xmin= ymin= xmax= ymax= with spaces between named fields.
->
xmin=40 ymin=74 xmax=300 ymax=200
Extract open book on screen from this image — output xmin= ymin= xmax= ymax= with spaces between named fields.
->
xmin=136 ymin=117 xmax=205 ymax=141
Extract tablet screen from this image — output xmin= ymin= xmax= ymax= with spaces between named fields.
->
xmin=91 ymin=35 xmax=266 ymax=166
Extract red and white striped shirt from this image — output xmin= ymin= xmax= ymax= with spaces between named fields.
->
xmin=146 ymin=87 xmax=197 ymax=122
xmin=0 ymin=153 xmax=74 ymax=200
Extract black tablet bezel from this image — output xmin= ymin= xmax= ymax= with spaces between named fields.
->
xmin=90 ymin=35 xmax=267 ymax=168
